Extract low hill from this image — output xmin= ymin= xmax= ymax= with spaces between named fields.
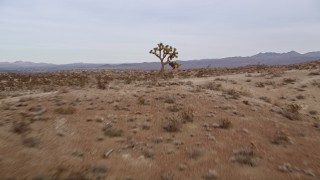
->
xmin=1 ymin=51 xmax=320 ymax=72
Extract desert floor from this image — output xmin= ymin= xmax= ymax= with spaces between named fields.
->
xmin=0 ymin=61 xmax=320 ymax=180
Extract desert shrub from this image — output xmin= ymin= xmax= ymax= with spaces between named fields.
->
xmin=163 ymin=117 xmax=181 ymax=132
xmin=96 ymin=75 xmax=106 ymax=89
xmin=282 ymin=104 xmax=301 ymax=120
xmin=255 ymin=64 xmax=268 ymax=72
xmin=54 ymin=107 xmax=76 ymax=115
xmin=287 ymin=103 xmax=302 ymax=112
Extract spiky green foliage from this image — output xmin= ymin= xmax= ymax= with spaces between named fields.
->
xmin=149 ymin=43 xmax=179 ymax=72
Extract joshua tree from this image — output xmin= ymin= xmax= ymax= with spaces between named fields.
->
xmin=149 ymin=43 xmax=179 ymax=72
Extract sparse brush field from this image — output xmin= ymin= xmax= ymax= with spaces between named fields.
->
xmin=0 ymin=61 xmax=320 ymax=179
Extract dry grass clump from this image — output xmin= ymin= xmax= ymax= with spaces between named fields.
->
xmin=219 ymin=119 xmax=232 ymax=129
xmin=12 ymin=121 xmax=31 ymax=134
xmin=164 ymin=95 xmax=176 ymax=104
xmin=58 ymin=88 xmax=69 ymax=94
xmin=96 ymin=75 xmax=107 ymax=89
xmin=309 ymin=110 xmax=318 ymax=115
xmin=271 ymin=131 xmax=291 ymax=145
xmin=142 ymin=148 xmax=155 ymax=159
xmin=160 ymin=172 xmax=174 ymax=180
xmin=167 ymin=105 xmax=181 ymax=112
xmin=0 ymin=92 xmax=7 ymax=99
xmin=282 ymin=78 xmax=296 ymax=84
xmin=223 ymin=88 xmax=241 ymax=99
xmin=163 ymin=117 xmax=181 ymax=132
xmin=22 ymin=136 xmax=40 ymax=148
xmin=255 ymin=82 xmax=265 ymax=88
xmin=54 ymin=107 xmax=76 ymax=115
xmin=308 ymin=71 xmax=320 ymax=76
xmin=103 ymin=127 xmax=123 ymax=137
xmin=202 ymin=82 xmax=222 ymax=91
xmin=138 ymin=96 xmax=149 ymax=105
xmin=231 ymin=148 xmax=256 ymax=166
xmin=187 ymin=148 xmax=203 ymax=159
xmin=180 ymin=108 xmax=194 ymax=123
xmin=295 ymin=94 xmax=305 ymax=100
xmin=259 ymin=96 xmax=271 ymax=103
xmin=311 ymin=79 xmax=320 ymax=88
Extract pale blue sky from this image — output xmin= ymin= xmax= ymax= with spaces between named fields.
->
xmin=0 ymin=0 xmax=319 ymax=64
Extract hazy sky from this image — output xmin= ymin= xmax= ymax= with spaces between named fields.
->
xmin=0 ymin=0 xmax=320 ymax=64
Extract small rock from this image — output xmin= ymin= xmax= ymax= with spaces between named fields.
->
xmin=72 ymin=151 xmax=84 ymax=157
xmin=303 ymin=169 xmax=315 ymax=177
xmin=103 ymin=149 xmax=114 ymax=158
xmin=242 ymin=128 xmax=249 ymax=133
xmin=141 ymin=122 xmax=151 ymax=130
xmin=167 ymin=149 xmax=175 ymax=154
xmin=203 ymin=169 xmax=218 ymax=180
xmin=278 ymin=163 xmax=293 ymax=173
xmin=207 ymin=113 xmax=215 ymax=117
xmin=178 ymin=163 xmax=187 ymax=171
xmin=91 ymin=163 xmax=108 ymax=174
xmin=95 ymin=116 xmax=104 ymax=123
xmin=208 ymin=135 xmax=215 ymax=141
xmin=212 ymin=123 xmax=220 ymax=128
xmin=174 ymin=140 xmax=183 ymax=146
xmin=97 ymin=137 xmax=104 ymax=141
xmin=57 ymin=132 xmax=65 ymax=137
xmin=86 ymin=118 xmax=93 ymax=122
xmin=250 ymin=107 xmax=257 ymax=111
xmin=270 ymin=107 xmax=283 ymax=114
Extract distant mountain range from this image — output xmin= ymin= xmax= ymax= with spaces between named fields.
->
xmin=1 ymin=51 xmax=320 ymax=72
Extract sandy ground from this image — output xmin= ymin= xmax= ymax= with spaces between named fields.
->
xmin=0 ymin=63 xmax=320 ymax=180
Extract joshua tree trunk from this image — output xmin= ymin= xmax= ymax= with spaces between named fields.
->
xmin=160 ymin=62 xmax=165 ymax=72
